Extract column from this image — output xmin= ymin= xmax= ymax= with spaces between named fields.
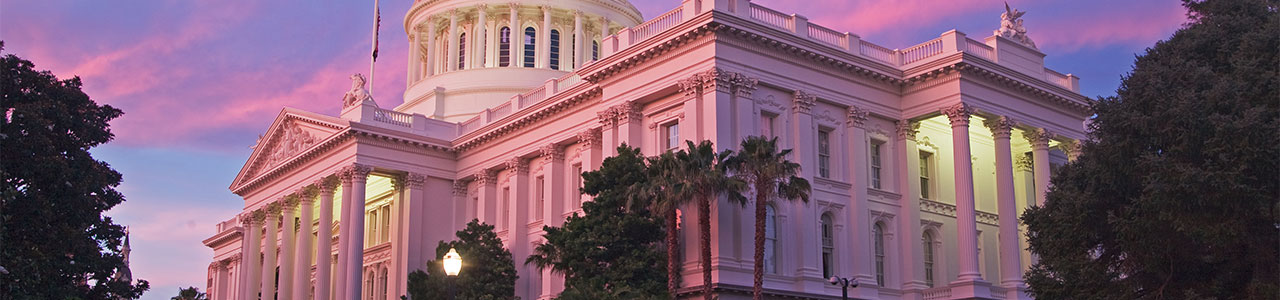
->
xmin=315 ymin=177 xmax=338 ymax=300
xmin=425 ymin=18 xmax=437 ymax=77
xmin=1061 ymin=140 xmax=1081 ymax=162
xmin=599 ymin=16 xmax=609 ymax=42
xmin=539 ymin=145 xmax=567 ymax=297
xmin=475 ymin=4 xmax=487 ymax=69
xmin=940 ymin=103 xmax=982 ymax=283
xmin=509 ymin=3 xmax=521 ymax=68
xmin=578 ymin=128 xmax=603 ymax=171
xmin=789 ymin=90 xmax=821 ymax=281
xmin=279 ymin=197 xmax=298 ymax=300
xmin=241 ymin=213 xmax=262 ymax=300
xmin=261 ymin=203 xmax=281 ymax=300
xmin=293 ymin=187 xmax=317 ymax=299
xmin=335 ymin=172 xmax=353 ymax=299
xmin=844 ymin=107 xmax=876 ymax=288
xmin=1025 ymin=128 xmax=1053 ymax=206
xmin=597 ymin=109 xmax=618 ymax=157
xmin=540 ymin=6 xmax=551 ymax=69
xmin=505 ymin=158 xmax=532 ymax=299
xmin=407 ymin=27 xmax=420 ymax=83
xmin=476 ymin=171 xmax=498 ymax=225
xmin=400 ymin=174 xmax=431 ymax=295
xmin=895 ymin=120 xmax=927 ymax=291
xmin=342 ymin=164 xmax=373 ymax=300
xmin=447 ymin=9 xmax=459 ymax=72
xmin=572 ymin=11 xmax=583 ymax=69
xmin=985 ymin=116 xmax=1025 ymax=292
xmin=616 ymin=101 xmax=643 ymax=147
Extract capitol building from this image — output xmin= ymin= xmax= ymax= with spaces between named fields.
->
xmin=201 ymin=0 xmax=1089 ymax=299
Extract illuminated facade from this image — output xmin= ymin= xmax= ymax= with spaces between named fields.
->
xmin=202 ymin=0 xmax=1089 ymax=299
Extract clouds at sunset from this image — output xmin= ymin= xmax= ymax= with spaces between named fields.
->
xmin=1 ymin=0 xmax=1188 ymax=298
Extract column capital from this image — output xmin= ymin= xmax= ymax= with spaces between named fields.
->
xmin=339 ymin=164 xmax=374 ymax=183
xmin=540 ymin=144 xmax=566 ymax=162
xmin=792 ymin=90 xmax=817 ymax=113
xmin=846 ymin=105 xmax=870 ymax=128
xmin=613 ymin=101 xmax=642 ymax=123
xmin=264 ymin=202 xmax=283 ymax=216
xmin=678 ymin=72 xmax=703 ymax=97
xmin=896 ymin=120 xmax=919 ymax=141
xmin=282 ymin=195 xmax=300 ymax=208
xmin=250 ymin=209 xmax=267 ymax=224
xmin=940 ymin=102 xmax=975 ymax=127
xmin=452 ymin=180 xmax=468 ymax=196
xmin=577 ymin=127 xmax=602 ymax=147
xmin=1015 ymin=153 xmax=1034 ymax=171
xmin=314 ymin=176 xmax=340 ymax=193
xmin=240 ymin=212 xmax=255 ymax=226
xmin=1059 ymin=140 xmax=1082 ymax=160
xmin=1023 ymin=128 xmax=1055 ymax=149
xmin=983 ymin=116 xmax=1016 ymax=139
xmin=596 ymin=109 xmax=617 ymax=128
xmin=297 ymin=186 xmax=318 ymax=203
xmin=507 ymin=157 xmax=531 ymax=174
xmin=476 ymin=170 xmax=499 ymax=186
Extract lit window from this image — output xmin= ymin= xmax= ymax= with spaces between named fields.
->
xmin=924 ymin=231 xmax=935 ymax=287
xmin=870 ymin=142 xmax=883 ymax=189
xmin=499 ymin=27 xmax=511 ymax=67
xmin=818 ymin=130 xmax=831 ymax=178
xmin=665 ymin=123 xmax=680 ymax=151
xmin=550 ymin=29 xmax=561 ymax=70
xmin=523 ymin=27 xmax=536 ymax=67
xmin=764 ymin=205 xmax=778 ymax=274
xmin=874 ymin=222 xmax=886 ymax=286
xmin=920 ymin=151 xmax=932 ymax=199
xmin=457 ymin=33 xmax=466 ymax=70
xmin=821 ymin=213 xmax=834 ymax=278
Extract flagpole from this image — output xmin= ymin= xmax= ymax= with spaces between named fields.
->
xmin=370 ymin=0 xmax=380 ymax=98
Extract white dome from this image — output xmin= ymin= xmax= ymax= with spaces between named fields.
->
xmin=397 ymin=0 xmax=643 ymax=121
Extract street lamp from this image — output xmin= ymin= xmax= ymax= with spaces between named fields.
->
xmin=829 ymin=276 xmax=858 ymax=300
xmin=444 ymin=248 xmax=462 ymax=300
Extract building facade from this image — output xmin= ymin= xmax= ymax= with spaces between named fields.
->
xmin=201 ymin=0 xmax=1089 ymax=299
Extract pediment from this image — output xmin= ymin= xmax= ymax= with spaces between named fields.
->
xmin=230 ymin=108 xmax=346 ymax=192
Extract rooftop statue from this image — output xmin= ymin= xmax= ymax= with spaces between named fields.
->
xmin=995 ymin=2 xmax=1037 ymax=49
xmin=343 ymin=73 xmax=377 ymax=108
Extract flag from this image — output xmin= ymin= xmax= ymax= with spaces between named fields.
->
xmin=371 ymin=3 xmax=378 ymax=61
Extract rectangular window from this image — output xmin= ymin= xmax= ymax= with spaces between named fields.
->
xmin=502 ymin=187 xmax=511 ymax=230
xmin=870 ymin=142 xmax=883 ymax=189
xmin=523 ymin=28 xmax=537 ymax=67
xmin=665 ymin=123 xmax=680 ymax=151
xmin=920 ymin=151 xmax=932 ymax=199
xmin=550 ymin=30 xmax=561 ymax=70
xmin=380 ymin=205 xmax=390 ymax=243
xmin=572 ymin=163 xmax=583 ymax=209
xmin=761 ymin=114 xmax=776 ymax=138
xmin=821 ymin=214 xmax=834 ymax=278
xmin=818 ymin=130 xmax=831 ymax=178
xmin=536 ymin=176 xmax=545 ymax=221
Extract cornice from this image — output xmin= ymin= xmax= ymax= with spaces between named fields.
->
xmin=453 ymin=86 xmax=602 ymax=152
xmin=580 ymin=11 xmax=717 ymax=83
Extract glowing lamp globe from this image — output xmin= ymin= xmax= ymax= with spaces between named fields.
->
xmin=443 ymin=248 xmax=462 ymax=276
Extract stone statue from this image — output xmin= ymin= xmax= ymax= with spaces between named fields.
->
xmin=342 ymin=73 xmax=377 ymax=108
xmin=994 ymin=2 xmax=1037 ymax=49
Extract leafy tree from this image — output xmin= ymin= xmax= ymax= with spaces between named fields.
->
xmin=723 ymin=136 xmax=810 ymax=300
xmin=406 ymin=220 xmax=519 ymax=300
xmin=526 ymin=145 xmax=668 ymax=299
xmin=0 ymin=41 xmax=150 ymax=298
xmin=1021 ymin=0 xmax=1279 ymax=299
xmin=171 ymin=286 xmax=207 ymax=300
xmin=672 ymin=141 xmax=746 ymax=300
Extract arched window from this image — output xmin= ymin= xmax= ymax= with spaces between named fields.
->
xmin=365 ymin=270 xmax=375 ymax=300
xmin=457 ymin=32 xmax=467 ymax=70
xmin=378 ymin=267 xmax=389 ymax=300
xmin=873 ymin=222 xmax=886 ymax=286
xmin=523 ymin=27 xmax=537 ymax=67
xmin=591 ymin=40 xmax=599 ymax=60
xmin=821 ymin=213 xmax=835 ymax=279
xmin=549 ymin=29 xmax=561 ymax=70
xmin=923 ymin=231 xmax=936 ymax=288
xmin=499 ymin=27 xmax=511 ymax=67
xmin=764 ymin=205 xmax=779 ymax=274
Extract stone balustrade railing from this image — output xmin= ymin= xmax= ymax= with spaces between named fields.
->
xmin=456 ymin=72 xmax=587 ymax=135
xmin=923 ymin=287 xmax=953 ymax=300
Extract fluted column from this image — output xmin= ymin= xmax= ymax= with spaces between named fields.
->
xmin=475 ymin=4 xmax=487 ymax=69
xmin=335 ymin=172 xmax=353 ymax=299
xmin=315 ymin=178 xmax=338 ymax=300
xmin=242 ymin=213 xmax=263 ymax=300
xmin=540 ymin=6 xmax=551 ymax=69
xmin=293 ymin=187 xmax=317 ymax=299
xmin=985 ymin=117 xmax=1024 ymax=291
xmin=342 ymin=164 xmax=373 ymax=300
xmin=509 ymin=3 xmax=521 ymax=68
xmin=407 ymin=28 xmax=419 ymax=83
xmin=447 ymin=9 xmax=459 ymax=72
xmin=1025 ymin=129 xmax=1053 ymax=207
xmin=572 ymin=11 xmax=583 ymax=69
xmin=941 ymin=103 xmax=982 ymax=282
xmin=261 ymin=203 xmax=281 ymax=300
xmin=279 ymin=196 xmax=298 ymax=300
xmin=425 ymin=19 xmax=437 ymax=77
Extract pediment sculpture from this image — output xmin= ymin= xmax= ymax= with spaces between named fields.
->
xmin=259 ymin=121 xmax=318 ymax=174
xmin=994 ymin=2 xmax=1037 ymax=49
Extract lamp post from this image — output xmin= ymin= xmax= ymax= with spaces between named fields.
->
xmin=828 ymin=276 xmax=858 ymax=300
xmin=443 ymin=248 xmax=462 ymax=300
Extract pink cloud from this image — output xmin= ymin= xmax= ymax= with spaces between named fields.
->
xmin=1033 ymin=3 xmax=1186 ymax=52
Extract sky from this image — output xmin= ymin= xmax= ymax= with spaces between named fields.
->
xmin=0 ymin=0 xmax=1186 ymax=298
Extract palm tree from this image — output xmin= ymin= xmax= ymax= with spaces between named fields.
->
xmin=171 ymin=286 xmax=208 ymax=300
xmin=672 ymin=140 xmax=746 ymax=300
xmin=723 ymin=136 xmax=811 ymax=300
xmin=628 ymin=150 xmax=686 ymax=298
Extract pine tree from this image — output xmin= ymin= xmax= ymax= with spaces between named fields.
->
xmin=1022 ymin=0 xmax=1279 ymax=299
xmin=0 ymin=41 xmax=150 ymax=299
